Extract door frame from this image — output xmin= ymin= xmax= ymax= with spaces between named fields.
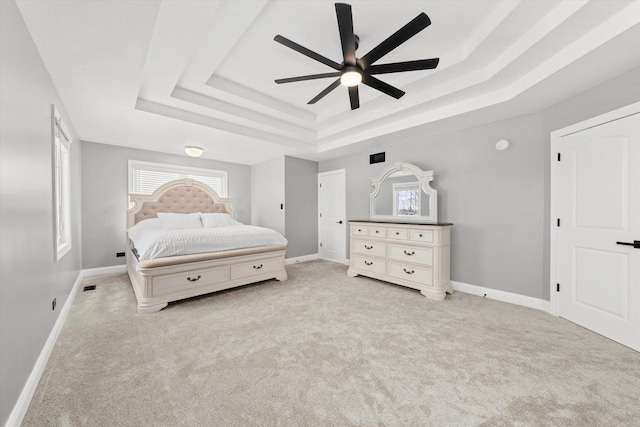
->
xmin=318 ymin=169 xmax=347 ymax=264
xmin=549 ymin=102 xmax=640 ymax=316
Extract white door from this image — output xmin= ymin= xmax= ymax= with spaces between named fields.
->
xmin=556 ymin=112 xmax=640 ymax=351
xmin=318 ymin=169 xmax=346 ymax=263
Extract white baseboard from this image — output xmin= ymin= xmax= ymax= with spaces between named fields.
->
xmin=317 ymin=256 xmax=349 ymax=266
xmin=82 ymin=264 xmax=127 ymax=277
xmin=285 ymin=253 xmax=319 ymax=265
xmin=451 ymin=280 xmax=551 ymax=313
xmin=5 ymin=271 xmax=84 ymax=427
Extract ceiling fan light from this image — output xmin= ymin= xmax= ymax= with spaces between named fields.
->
xmin=340 ymin=70 xmax=362 ymax=87
xmin=185 ymin=146 xmax=203 ymax=157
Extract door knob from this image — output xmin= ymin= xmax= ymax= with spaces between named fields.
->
xmin=336 ymin=220 xmax=343 ymax=224
xmin=616 ymin=240 xmax=640 ymax=248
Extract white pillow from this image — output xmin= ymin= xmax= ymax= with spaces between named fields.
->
xmin=127 ymin=217 xmax=162 ymax=233
xmin=157 ymin=212 xmax=203 ymax=229
xmin=200 ymin=213 xmax=240 ymax=228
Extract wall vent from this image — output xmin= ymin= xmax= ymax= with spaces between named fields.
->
xmin=370 ymin=152 xmax=385 ymax=164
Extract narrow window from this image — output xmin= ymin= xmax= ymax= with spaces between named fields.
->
xmin=52 ymin=106 xmax=72 ymax=261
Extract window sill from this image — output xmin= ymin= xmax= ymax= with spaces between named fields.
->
xmin=56 ymin=242 xmax=72 ymax=262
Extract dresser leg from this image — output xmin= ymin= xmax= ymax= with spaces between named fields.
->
xmin=137 ymin=302 xmax=168 ymax=314
xmin=420 ymin=289 xmax=447 ymax=301
xmin=347 ymin=269 xmax=358 ymax=277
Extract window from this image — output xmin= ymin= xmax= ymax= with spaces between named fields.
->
xmin=128 ymin=160 xmax=228 ymax=196
xmin=52 ymin=106 xmax=72 ymax=261
xmin=393 ymin=183 xmax=421 ymax=216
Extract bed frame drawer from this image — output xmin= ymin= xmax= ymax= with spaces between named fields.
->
xmin=153 ymin=266 xmax=229 ymax=296
xmin=230 ymin=256 xmax=283 ymax=280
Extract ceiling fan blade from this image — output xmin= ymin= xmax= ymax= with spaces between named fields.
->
xmin=368 ymin=58 xmax=439 ymax=75
xmin=274 ymin=35 xmax=342 ymax=70
xmin=335 ymin=3 xmax=356 ymax=66
xmin=349 ymin=85 xmax=360 ymax=110
xmin=361 ymin=74 xmax=405 ymax=99
xmin=358 ymin=13 xmax=431 ymax=69
xmin=275 ymin=72 xmax=341 ymax=84
xmin=308 ymin=79 xmax=341 ymax=104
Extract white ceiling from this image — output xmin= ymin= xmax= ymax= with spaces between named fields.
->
xmin=17 ymin=0 xmax=640 ymax=165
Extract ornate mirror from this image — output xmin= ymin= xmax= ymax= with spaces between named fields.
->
xmin=370 ymin=162 xmax=438 ymax=222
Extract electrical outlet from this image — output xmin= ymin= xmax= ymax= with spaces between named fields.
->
xmin=52 ymin=298 xmax=56 ymax=311
xmin=116 ymin=252 xmax=125 ymax=257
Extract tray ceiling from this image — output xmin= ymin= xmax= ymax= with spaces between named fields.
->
xmin=17 ymin=0 xmax=640 ymax=165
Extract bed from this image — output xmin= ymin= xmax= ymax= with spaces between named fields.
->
xmin=126 ymin=178 xmax=288 ymax=313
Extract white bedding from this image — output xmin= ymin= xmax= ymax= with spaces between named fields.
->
xmin=128 ymin=224 xmax=288 ymax=261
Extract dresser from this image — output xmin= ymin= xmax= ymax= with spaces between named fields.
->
xmin=347 ymin=221 xmax=453 ymax=300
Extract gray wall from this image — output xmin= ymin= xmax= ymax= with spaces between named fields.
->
xmin=251 ymin=156 xmax=285 ymax=235
xmin=81 ymin=141 xmax=251 ymax=269
xmin=319 ymin=68 xmax=640 ymax=301
xmin=284 ymin=156 xmax=318 ymax=258
xmin=0 ymin=1 xmax=83 ymax=424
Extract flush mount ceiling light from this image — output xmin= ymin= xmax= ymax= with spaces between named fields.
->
xmin=274 ymin=3 xmax=439 ymax=110
xmin=185 ymin=146 xmax=203 ymax=157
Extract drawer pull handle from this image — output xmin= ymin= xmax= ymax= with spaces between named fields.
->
xmin=253 ymin=264 xmax=263 ymax=269
xmin=419 ymin=234 xmax=423 ymax=237
xmin=364 ymin=245 xmax=373 ymax=250
xmin=364 ymin=261 xmax=373 ymax=266
xmin=404 ymin=250 xmax=415 ymax=256
xmin=375 ymin=230 xmax=379 ymax=233
xmin=403 ymin=268 xmax=415 ymax=275
xmin=358 ymin=229 xmax=362 ymax=232
xmin=395 ymin=232 xmax=400 ymax=235
xmin=187 ymin=275 xmax=201 ymax=282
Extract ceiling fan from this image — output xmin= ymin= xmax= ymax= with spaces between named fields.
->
xmin=274 ymin=3 xmax=439 ymax=110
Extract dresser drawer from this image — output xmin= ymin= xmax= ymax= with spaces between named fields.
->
xmin=388 ymin=244 xmax=433 ymax=266
xmin=230 ymin=257 xmax=282 ymax=280
xmin=369 ymin=226 xmax=386 ymax=238
xmin=352 ymin=239 xmax=386 ymax=257
xmin=387 ymin=227 xmax=408 ymax=240
xmin=154 ymin=265 xmax=229 ymax=296
xmin=352 ymin=255 xmax=386 ymax=275
xmin=388 ymin=262 xmax=432 ymax=286
xmin=409 ymin=229 xmax=434 ymax=243
xmin=351 ymin=225 xmax=368 ymax=236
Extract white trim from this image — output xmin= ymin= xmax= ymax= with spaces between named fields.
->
xmin=5 ymin=271 xmax=83 ymax=427
xmin=285 ymin=253 xmax=319 ymax=265
xmin=82 ymin=264 xmax=127 ymax=277
xmin=321 ymin=257 xmax=349 ymax=266
xmin=452 ymin=280 xmax=551 ymax=313
xmin=549 ymin=102 xmax=640 ymax=317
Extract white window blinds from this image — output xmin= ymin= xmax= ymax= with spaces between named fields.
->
xmin=128 ymin=160 xmax=228 ymax=197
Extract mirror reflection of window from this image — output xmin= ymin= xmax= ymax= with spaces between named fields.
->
xmin=393 ymin=183 xmax=421 ymax=216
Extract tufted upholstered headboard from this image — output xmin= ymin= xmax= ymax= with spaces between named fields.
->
xmin=127 ymin=178 xmax=233 ymax=228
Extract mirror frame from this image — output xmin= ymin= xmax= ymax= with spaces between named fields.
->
xmin=370 ymin=161 xmax=438 ymax=222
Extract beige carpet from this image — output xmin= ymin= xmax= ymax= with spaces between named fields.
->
xmin=23 ymin=260 xmax=640 ymax=426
